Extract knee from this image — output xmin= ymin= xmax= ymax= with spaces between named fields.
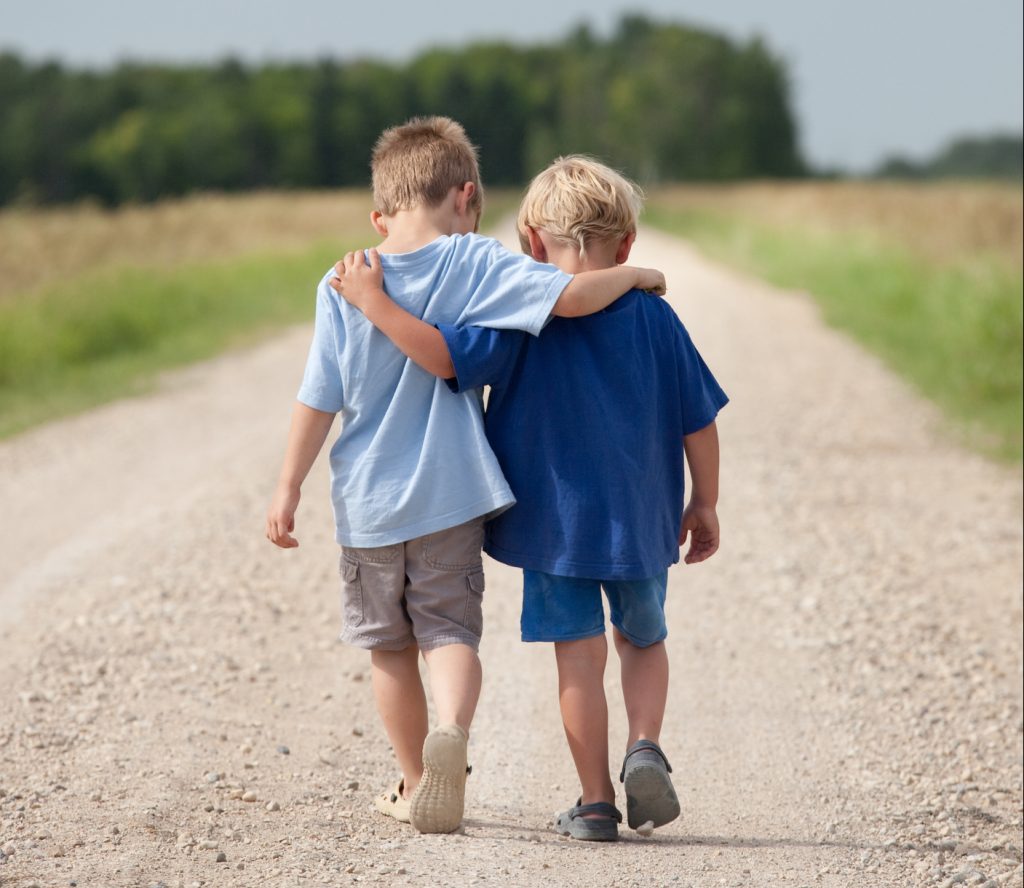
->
xmin=555 ymin=634 xmax=609 ymax=667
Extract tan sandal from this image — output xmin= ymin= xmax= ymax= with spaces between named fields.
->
xmin=409 ymin=724 xmax=469 ymax=834
xmin=374 ymin=778 xmax=411 ymax=823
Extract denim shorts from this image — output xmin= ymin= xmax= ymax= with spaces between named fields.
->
xmin=338 ymin=517 xmax=486 ymax=652
xmin=520 ymin=570 xmax=668 ymax=647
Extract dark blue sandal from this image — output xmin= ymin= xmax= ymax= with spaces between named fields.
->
xmin=619 ymin=739 xmax=680 ymax=830
xmin=553 ymin=798 xmax=622 ymax=842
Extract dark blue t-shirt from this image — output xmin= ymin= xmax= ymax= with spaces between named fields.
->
xmin=438 ymin=289 xmax=728 ymax=580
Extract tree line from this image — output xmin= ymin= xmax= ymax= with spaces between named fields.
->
xmin=875 ymin=133 xmax=1023 ymax=181
xmin=0 ymin=16 xmax=805 ymax=206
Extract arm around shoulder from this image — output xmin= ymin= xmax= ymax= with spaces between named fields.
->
xmin=552 ymin=265 xmax=667 ymax=317
xmin=330 ymin=249 xmax=455 ymax=379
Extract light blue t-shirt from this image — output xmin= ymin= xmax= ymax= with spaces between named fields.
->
xmin=297 ymin=233 xmax=573 ymax=547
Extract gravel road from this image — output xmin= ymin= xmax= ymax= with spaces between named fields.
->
xmin=1 ymin=224 xmax=1021 ymax=888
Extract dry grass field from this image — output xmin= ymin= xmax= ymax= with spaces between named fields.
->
xmin=649 ymin=180 xmax=1023 ymax=267
xmin=0 ymin=191 xmax=375 ymax=304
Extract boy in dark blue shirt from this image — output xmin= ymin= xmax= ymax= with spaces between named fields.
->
xmin=331 ymin=156 xmax=727 ymax=841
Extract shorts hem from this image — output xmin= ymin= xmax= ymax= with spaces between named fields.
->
xmin=339 ymin=630 xmax=415 ymax=652
xmin=520 ymin=626 xmax=606 ymax=644
xmin=417 ymin=632 xmax=481 ymax=652
xmin=611 ymin=624 xmax=668 ymax=648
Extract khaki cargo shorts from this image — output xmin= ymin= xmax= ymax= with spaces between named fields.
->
xmin=338 ymin=517 xmax=486 ymax=652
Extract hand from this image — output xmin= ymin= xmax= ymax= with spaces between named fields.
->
xmin=679 ymin=501 xmax=719 ymax=564
xmin=329 ymin=248 xmax=385 ymax=312
xmin=266 ymin=483 xmax=301 ymax=548
xmin=635 ymin=267 xmax=666 ymax=296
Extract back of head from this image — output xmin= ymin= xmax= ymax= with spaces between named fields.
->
xmin=372 ymin=116 xmax=484 ymax=217
xmin=517 ymin=155 xmax=643 ymax=258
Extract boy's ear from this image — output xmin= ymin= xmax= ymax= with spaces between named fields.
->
xmin=525 ymin=226 xmax=547 ymax=262
xmin=454 ymin=181 xmax=476 ymax=215
xmin=370 ymin=211 xmax=388 ymax=238
xmin=615 ymin=231 xmax=636 ymax=265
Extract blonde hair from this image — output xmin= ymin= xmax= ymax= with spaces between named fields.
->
xmin=371 ymin=116 xmax=484 ymax=217
xmin=517 ymin=155 xmax=643 ymax=258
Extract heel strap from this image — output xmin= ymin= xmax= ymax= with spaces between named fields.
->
xmin=619 ymin=739 xmax=673 ymax=782
xmin=571 ymin=801 xmax=622 ymax=823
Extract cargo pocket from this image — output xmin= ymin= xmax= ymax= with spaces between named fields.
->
xmin=340 ymin=556 xmax=363 ymax=628
xmin=464 ymin=568 xmax=485 ymax=637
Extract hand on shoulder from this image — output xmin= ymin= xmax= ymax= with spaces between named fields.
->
xmin=329 ymin=248 xmax=384 ymax=312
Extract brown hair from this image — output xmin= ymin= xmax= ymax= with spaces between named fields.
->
xmin=371 ymin=116 xmax=484 ymax=217
xmin=517 ymin=155 xmax=643 ymax=258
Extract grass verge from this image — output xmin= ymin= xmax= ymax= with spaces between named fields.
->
xmin=646 ymin=204 xmax=1023 ymax=462
xmin=0 ymin=243 xmax=352 ymax=438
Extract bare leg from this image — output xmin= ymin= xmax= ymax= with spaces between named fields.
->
xmin=371 ymin=644 xmax=428 ymax=795
xmin=613 ymin=628 xmax=669 ymax=747
xmin=421 ymin=642 xmax=482 ymax=733
xmin=555 ymin=635 xmax=616 ymax=807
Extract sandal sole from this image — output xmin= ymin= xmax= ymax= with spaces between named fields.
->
xmin=409 ymin=725 xmax=467 ymax=834
xmin=624 ymin=762 xmax=680 ymax=830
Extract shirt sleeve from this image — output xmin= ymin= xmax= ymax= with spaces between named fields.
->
xmin=456 ymin=237 xmax=573 ymax=336
xmin=674 ymin=320 xmax=729 ymax=435
xmin=296 ymin=274 xmax=345 ymax=413
xmin=437 ymin=324 xmax=527 ymax=393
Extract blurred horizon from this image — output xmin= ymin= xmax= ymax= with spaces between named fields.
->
xmin=2 ymin=1 xmax=1022 ymax=173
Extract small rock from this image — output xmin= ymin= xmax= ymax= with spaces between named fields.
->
xmin=205 ymin=772 xmax=221 ymax=783
xmin=346 ymin=781 xmax=359 ymax=791
xmin=199 ymin=840 xmax=218 ymax=850
xmin=266 ymin=801 xmax=280 ymax=812
xmin=216 ymin=851 xmax=227 ymax=863
xmin=636 ymin=820 xmax=655 ymax=837
xmin=242 ymin=791 xmax=257 ymax=802
xmin=352 ymin=727 xmax=363 ymax=737
xmin=277 ymin=745 xmax=290 ymax=755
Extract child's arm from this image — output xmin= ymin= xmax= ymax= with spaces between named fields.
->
xmin=680 ymin=420 xmax=720 ymax=564
xmin=266 ymin=402 xmax=336 ymax=548
xmin=551 ymin=265 xmax=666 ymax=317
xmin=330 ymin=250 xmax=455 ymax=377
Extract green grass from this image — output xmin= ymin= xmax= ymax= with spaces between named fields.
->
xmin=0 ymin=243 xmax=354 ymax=438
xmin=646 ymin=206 xmax=1023 ymax=462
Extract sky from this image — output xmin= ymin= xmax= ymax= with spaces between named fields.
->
xmin=2 ymin=1 xmax=1022 ymax=172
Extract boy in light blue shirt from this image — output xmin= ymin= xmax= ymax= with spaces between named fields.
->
xmin=264 ymin=118 xmax=666 ymax=835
